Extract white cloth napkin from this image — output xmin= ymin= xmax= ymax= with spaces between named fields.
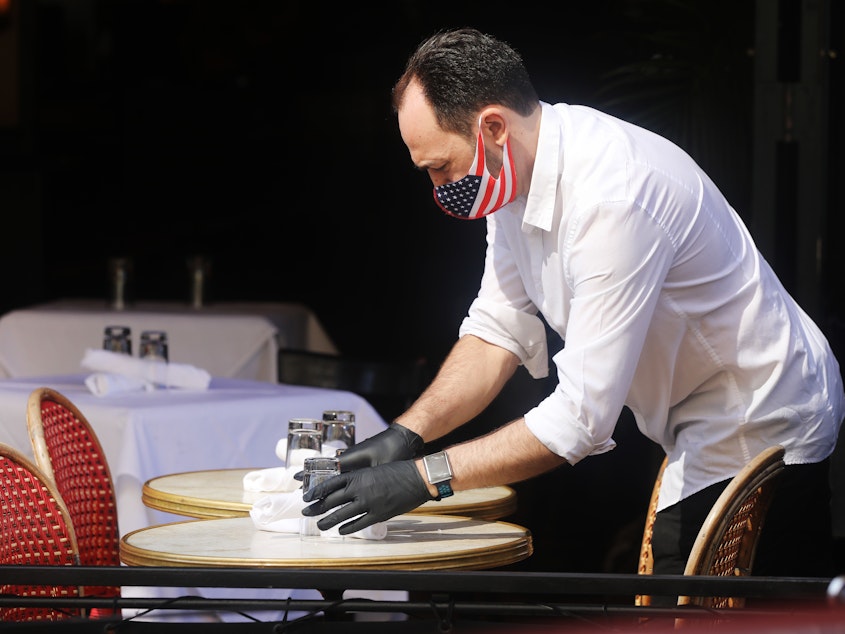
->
xmin=242 ymin=466 xmax=301 ymax=493
xmin=245 ymin=438 xmax=319 ymax=493
xmin=275 ymin=439 xmax=349 ymax=463
xmin=249 ymin=491 xmax=387 ymax=540
xmin=274 ymin=438 xmax=288 ymax=462
xmin=81 ymin=348 xmax=212 ymax=394
xmin=84 ymin=372 xmax=154 ymax=396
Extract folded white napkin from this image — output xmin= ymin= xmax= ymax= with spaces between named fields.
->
xmin=242 ymin=466 xmax=300 ymax=493
xmin=274 ymin=438 xmax=288 ymax=462
xmin=81 ymin=348 xmax=212 ymax=393
xmin=286 ymin=447 xmax=321 ymax=469
xmin=84 ymin=372 xmax=154 ymax=396
xmin=249 ymin=492 xmax=387 ymax=540
xmin=249 ymin=491 xmax=306 ymax=532
xmin=322 ymin=440 xmax=346 ymax=456
xmin=275 ymin=438 xmax=348 ymax=463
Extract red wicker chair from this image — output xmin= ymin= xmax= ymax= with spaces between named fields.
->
xmin=0 ymin=442 xmax=83 ymax=621
xmin=26 ymin=387 xmax=122 ymax=618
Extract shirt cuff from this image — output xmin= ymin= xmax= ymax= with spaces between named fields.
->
xmin=459 ymin=298 xmax=550 ymax=378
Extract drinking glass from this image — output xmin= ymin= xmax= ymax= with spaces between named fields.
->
xmin=103 ymin=325 xmax=132 ymax=355
xmin=139 ymin=330 xmax=169 ymax=362
xmin=300 ymin=456 xmax=341 ymax=541
xmin=321 ymin=410 xmax=355 ymax=454
xmin=285 ymin=418 xmax=323 ymax=468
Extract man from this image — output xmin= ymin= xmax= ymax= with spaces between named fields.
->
xmin=303 ymin=28 xmax=844 ymax=578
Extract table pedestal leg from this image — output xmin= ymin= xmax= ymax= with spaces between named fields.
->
xmin=318 ymin=589 xmax=353 ymax=620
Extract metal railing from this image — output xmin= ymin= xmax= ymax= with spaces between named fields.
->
xmin=0 ymin=567 xmax=841 ymax=624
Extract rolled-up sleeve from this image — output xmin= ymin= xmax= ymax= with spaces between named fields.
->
xmin=459 ymin=215 xmax=550 ymax=378
xmin=460 ymin=297 xmax=549 ymax=378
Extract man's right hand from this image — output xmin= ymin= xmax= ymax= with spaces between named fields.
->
xmin=338 ymin=422 xmax=424 ymax=471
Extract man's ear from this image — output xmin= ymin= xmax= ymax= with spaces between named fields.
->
xmin=479 ymin=109 xmax=509 ymax=147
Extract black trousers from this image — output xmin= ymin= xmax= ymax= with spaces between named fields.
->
xmin=651 ymin=458 xmax=835 ymax=579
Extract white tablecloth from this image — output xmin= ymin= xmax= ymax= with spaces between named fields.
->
xmin=0 ymin=299 xmax=338 ymax=383
xmin=0 ymin=374 xmax=383 ymax=535
xmin=0 ymin=374 xmax=398 ymax=622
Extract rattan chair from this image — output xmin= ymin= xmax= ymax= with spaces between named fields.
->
xmin=678 ymin=445 xmax=785 ymax=609
xmin=26 ymin=387 xmax=122 ymax=618
xmin=0 ymin=442 xmax=83 ymax=621
xmin=277 ymin=349 xmax=431 ymax=422
xmin=634 ymin=455 xmax=667 ymax=607
xmin=636 ymin=446 xmax=785 ymax=613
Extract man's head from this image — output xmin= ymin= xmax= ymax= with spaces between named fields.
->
xmin=392 ymin=28 xmax=539 ymax=139
xmin=392 ymin=28 xmax=541 ymax=218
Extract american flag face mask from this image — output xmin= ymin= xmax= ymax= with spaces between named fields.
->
xmin=432 ymin=125 xmax=517 ymax=220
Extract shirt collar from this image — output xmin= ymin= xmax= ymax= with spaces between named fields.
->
xmin=521 ymin=101 xmax=562 ymax=233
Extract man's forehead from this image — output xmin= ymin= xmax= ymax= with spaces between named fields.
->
xmin=398 ymin=81 xmax=475 ymax=168
xmin=398 ymin=83 xmax=438 ymax=134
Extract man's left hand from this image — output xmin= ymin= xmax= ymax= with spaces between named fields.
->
xmin=301 ymin=461 xmax=434 ymax=535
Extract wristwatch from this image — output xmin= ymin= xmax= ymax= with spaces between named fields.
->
xmin=422 ymin=450 xmax=454 ymax=499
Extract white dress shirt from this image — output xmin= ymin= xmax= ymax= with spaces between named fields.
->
xmin=459 ymin=102 xmax=845 ymax=510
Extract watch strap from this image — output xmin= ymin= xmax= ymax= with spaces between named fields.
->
xmin=435 ymin=480 xmax=454 ymax=499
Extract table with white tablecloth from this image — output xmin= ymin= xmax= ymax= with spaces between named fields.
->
xmin=0 ymin=374 xmax=383 ymax=535
xmin=0 ymin=373 xmax=396 ymax=622
xmin=0 ymin=299 xmax=338 ymax=383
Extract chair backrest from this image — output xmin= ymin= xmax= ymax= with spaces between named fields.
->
xmin=277 ymin=349 xmax=431 ymax=422
xmin=636 ymin=446 xmax=785 ymax=613
xmin=0 ymin=442 xmax=83 ymax=621
xmin=26 ymin=387 xmax=122 ymax=614
xmin=635 ymin=455 xmax=667 ymax=607
xmin=678 ymin=445 xmax=785 ymax=609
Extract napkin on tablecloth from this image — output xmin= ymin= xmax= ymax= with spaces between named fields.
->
xmin=84 ymin=372 xmax=154 ymax=396
xmin=81 ymin=348 xmax=212 ymax=393
xmin=242 ymin=466 xmax=300 ymax=493
xmin=249 ymin=491 xmax=387 ymax=540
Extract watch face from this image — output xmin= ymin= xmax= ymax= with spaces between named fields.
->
xmin=425 ymin=451 xmax=451 ymax=483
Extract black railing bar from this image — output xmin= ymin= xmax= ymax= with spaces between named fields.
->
xmin=0 ymin=567 xmax=832 ymax=599
xmin=0 ymin=596 xmax=833 ymax=620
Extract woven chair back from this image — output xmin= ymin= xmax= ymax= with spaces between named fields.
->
xmin=635 ymin=455 xmax=667 ymax=607
xmin=635 ymin=445 xmax=785 ymax=618
xmin=678 ymin=445 xmax=785 ymax=610
xmin=0 ymin=442 xmax=83 ymax=621
xmin=26 ymin=387 xmax=122 ymax=615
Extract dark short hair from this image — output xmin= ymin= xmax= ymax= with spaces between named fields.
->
xmin=392 ymin=28 xmax=540 ymax=139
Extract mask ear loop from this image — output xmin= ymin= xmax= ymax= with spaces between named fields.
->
xmin=463 ymin=114 xmax=488 ymax=180
xmin=473 ymin=113 xmax=517 ymax=216
xmin=475 ymin=110 xmax=516 ymax=184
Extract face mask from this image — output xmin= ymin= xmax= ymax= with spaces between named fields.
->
xmin=432 ymin=124 xmax=517 ymax=220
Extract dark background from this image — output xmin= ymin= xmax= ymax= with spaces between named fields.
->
xmin=0 ymin=0 xmax=842 ymax=575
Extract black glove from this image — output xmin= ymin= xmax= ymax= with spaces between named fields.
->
xmin=336 ymin=422 xmax=424 ymax=472
xmin=301 ymin=460 xmax=434 ymax=535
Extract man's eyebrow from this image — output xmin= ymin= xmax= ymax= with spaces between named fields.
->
xmin=414 ymin=159 xmax=444 ymax=171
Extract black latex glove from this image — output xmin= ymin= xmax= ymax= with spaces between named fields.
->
xmin=301 ymin=460 xmax=434 ymax=535
xmin=336 ymin=422 xmax=424 ymax=472
xmin=292 ymin=422 xmax=424 ymax=482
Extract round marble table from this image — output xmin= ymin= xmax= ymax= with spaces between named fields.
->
xmin=142 ymin=468 xmax=518 ymax=521
xmin=120 ymin=513 xmax=532 ymax=571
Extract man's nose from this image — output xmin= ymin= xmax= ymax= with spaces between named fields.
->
xmin=430 ymin=172 xmax=454 ymax=188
